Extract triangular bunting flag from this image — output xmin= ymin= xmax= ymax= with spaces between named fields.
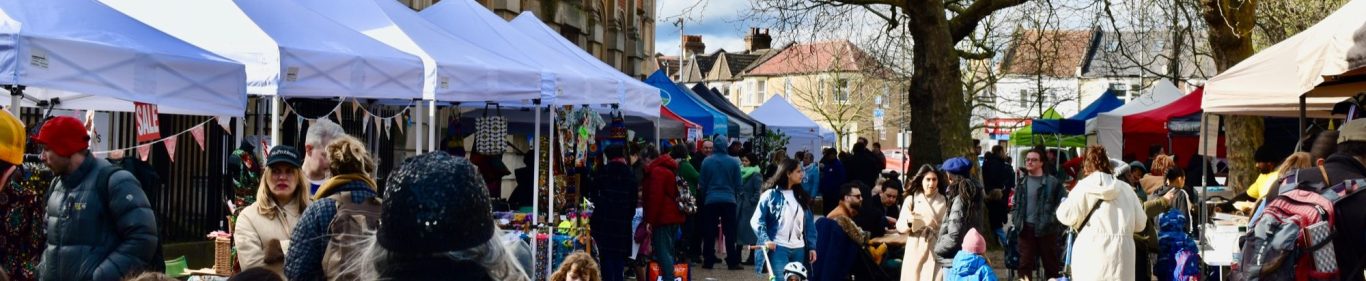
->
xmin=334 ymin=107 xmax=343 ymax=122
xmin=395 ymin=115 xmax=405 ymax=135
xmin=374 ymin=116 xmax=382 ymax=136
xmin=351 ymin=99 xmax=361 ymax=115
xmin=217 ymin=116 xmax=232 ymax=133
xmin=383 ymin=118 xmax=391 ymax=138
xmin=282 ymin=105 xmax=291 ymax=117
xmin=164 ymin=137 xmax=177 ymax=162
xmin=190 ymin=125 xmax=206 ymax=151
xmin=363 ymin=113 xmax=371 ymax=132
xmin=137 ymin=145 xmax=151 ymax=161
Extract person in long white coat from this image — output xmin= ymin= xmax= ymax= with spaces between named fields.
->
xmin=1056 ymin=145 xmax=1146 ymax=281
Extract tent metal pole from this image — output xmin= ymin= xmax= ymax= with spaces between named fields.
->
xmin=7 ymin=86 xmax=21 ymax=117
xmin=547 ymin=100 xmax=558 ymax=278
xmin=1200 ymin=112 xmax=1210 ymax=248
xmin=1300 ymin=95 xmax=1307 ymax=141
xmin=270 ymin=95 xmax=282 ymax=147
xmin=531 ymin=98 xmax=541 ymax=274
xmin=415 ymin=99 xmax=424 ymax=154
xmin=428 ymin=100 xmax=437 ymax=153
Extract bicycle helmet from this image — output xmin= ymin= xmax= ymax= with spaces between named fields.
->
xmin=783 ymin=262 xmax=808 ymax=280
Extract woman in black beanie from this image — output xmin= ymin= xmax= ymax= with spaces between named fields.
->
xmin=337 ymin=152 xmax=531 ymax=281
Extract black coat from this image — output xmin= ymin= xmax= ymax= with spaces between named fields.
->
xmin=587 ymin=161 xmax=640 ymax=256
xmin=1290 ymin=153 xmax=1366 ymax=281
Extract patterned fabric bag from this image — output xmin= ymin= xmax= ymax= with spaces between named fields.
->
xmin=675 ymin=176 xmax=697 ymax=215
xmin=475 ymin=104 xmax=508 ymax=155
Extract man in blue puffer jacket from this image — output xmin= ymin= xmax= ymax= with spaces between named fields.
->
xmin=35 ymin=116 xmax=158 ymax=281
xmin=699 ymin=136 xmax=743 ymax=269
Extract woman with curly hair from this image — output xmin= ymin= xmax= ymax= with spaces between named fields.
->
xmin=1056 ymin=145 xmax=1146 ymax=281
xmin=551 ymin=252 xmax=601 ymax=281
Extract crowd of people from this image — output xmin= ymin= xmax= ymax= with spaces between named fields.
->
xmin=5 ymin=106 xmax=1366 ymax=281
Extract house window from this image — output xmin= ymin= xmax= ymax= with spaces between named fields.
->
xmin=1109 ymin=82 xmax=1128 ymax=99
xmin=1130 ymin=84 xmax=1141 ymax=99
xmin=836 ymin=79 xmax=851 ymax=104
xmin=1019 ymin=89 xmax=1030 ymax=108
xmin=784 ymin=78 xmax=793 ymax=98
xmin=744 ymin=80 xmax=760 ymax=106
xmin=758 ymin=80 xmax=767 ymax=100
xmin=818 ymin=78 xmax=826 ymax=103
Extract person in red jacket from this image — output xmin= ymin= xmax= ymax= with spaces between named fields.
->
xmin=643 ymin=146 xmax=686 ymax=281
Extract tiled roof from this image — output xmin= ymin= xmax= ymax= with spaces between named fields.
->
xmin=1002 ymin=29 xmax=1096 ymax=77
xmin=1081 ymin=30 xmax=1216 ymax=79
xmin=746 ymin=41 xmax=883 ymax=76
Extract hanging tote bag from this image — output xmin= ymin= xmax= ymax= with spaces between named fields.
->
xmin=475 ymin=104 xmax=508 ymax=155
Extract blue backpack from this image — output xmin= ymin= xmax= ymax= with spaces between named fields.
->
xmin=1155 ymin=202 xmax=1201 ymax=281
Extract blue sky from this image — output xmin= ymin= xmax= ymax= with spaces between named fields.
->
xmin=654 ymin=0 xmax=756 ymax=56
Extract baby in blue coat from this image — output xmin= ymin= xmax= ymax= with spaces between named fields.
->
xmin=947 ymin=228 xmax=998 ymax=281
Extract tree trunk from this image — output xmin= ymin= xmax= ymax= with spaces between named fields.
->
xmin=906 ymin=0 xmax=971 ymax=167
xmin=1203 ymin=0 xmax=1259 ymax=192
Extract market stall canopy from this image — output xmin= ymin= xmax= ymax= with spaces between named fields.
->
xmin=509 ymin=12 xmax=661 ymax=119
xmin=691 ymin=83 xmax=766 ymax=135
xmin=1033 ymin=89 xmax=1124 ymax=135
xmin=0 ymin=0 xmax=246 ymax=116
xmin=230 ymin=0 xmax=424 ymax=100
xmin=681 ymin=83 xmax=752 ymax=138
xmin=661 ymin=106 xmax=702 ymax=139
xmin=1205 ymin=0 xmax=1366 ymax=117
xmin=419 ymin=0 xmax=616 ymax=106
xmin=646 ymin=70 xmax=727 ymax=135
xmin=1126 ymin=87 xmax=1205 ymax=135
xmin=1011 ymin=108 xmax=1086 ymax=147
xmin=1307 ymin=18 xmax=1366 ymax=99
xmin=297 ymin=0 xmax=541 ymax=102
xmin=1089 ymin=79 xmax=1186 ymax=157
xmin=750 ymin=95 xmax=834 ymax=159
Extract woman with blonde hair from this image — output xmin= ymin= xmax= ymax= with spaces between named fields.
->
xmin=551 ymin=252 xmax=601 ymax=281
xmin=1056 ymin=145 xmax=1146 ymax=281
xmin=285 ymin=135 xmax=383 ymax=281
xmin=235 ymin=146 xmax=311 ymax=273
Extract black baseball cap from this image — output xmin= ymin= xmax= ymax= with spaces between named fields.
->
xmin=266 ymin=145 xmax=302 ymax=168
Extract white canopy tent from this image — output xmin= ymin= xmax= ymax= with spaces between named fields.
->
xmin=297 ymin=0 xmax=543 ymax=103
xmin=751 ymin=95 xmax=834 ymax=160
xmin=1088 ymin=79 xmax=1187 ymax=159
xmin=1204 ymin=0 xmax=1366 ymax=117
xmin=418 ymin=0 xmax=618 ymax=106
xmin=509 ymin=12 xmax=661 ymax=119
xmin=0 ymin=0 xmax=246 ymax=117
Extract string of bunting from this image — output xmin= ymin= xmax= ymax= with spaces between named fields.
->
xmin=91 ymin=119 xmax=216 ymax=162
xmin=279 ymin=97 xmax=414 ymax=139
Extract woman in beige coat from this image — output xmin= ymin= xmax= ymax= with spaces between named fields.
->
xmin=1057 ymin=145 xmax=1146 ymax=281
xmin=897 ymin=165 xmax=948 ymax=281
xmin=235 ymin=146 xmax=311 ymax=272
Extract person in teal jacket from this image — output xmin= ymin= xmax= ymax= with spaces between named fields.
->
xmin=947 ymin=228 xmax=997 ymax=281
xmin=699 ymin=136 xmax=743 ymax=269
xmin=750 ymin=159 xmax=818 ymax=276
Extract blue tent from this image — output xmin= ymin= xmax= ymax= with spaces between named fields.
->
xmin=1032 ymin=90 xmax=1124 ymax=135
xmin=647 ymin=70 xmax=729 ymax=136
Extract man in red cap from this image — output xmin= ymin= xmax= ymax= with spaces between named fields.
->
xmin=33 ymin=116 xmax=158 ymax=281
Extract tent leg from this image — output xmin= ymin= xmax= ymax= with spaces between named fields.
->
xmin=415 ymin=100 xmax=424 ymax=154
xmin=270 ymin=95 xmax=282 ymax=147
xmin=547 ymin=103 xmax=558 ymax=278
xmin=1200 ymin=113 xmax=1210 ymax=248
xmin=428 ymin=101 xmax=437 ymax=153
xmin=1300 ymin=95 xmax=1307 ymax=141
xmin=7 ymin=86 xmax=22 ymax=117
xmin=531 ymin=99 xmax=542 ymax=275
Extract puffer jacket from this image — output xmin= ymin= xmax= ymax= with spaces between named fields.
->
xmin=40 ymin=154 xmax=158 ymax=281
xmin=946 ymin=251 xmax=998 ymax=281
xmin=643 ymin=155 xmax=685 ymax=225
xmin=1008 ymin=174 xmax=1067 ymax=237
xmin=933 ymin=176 xmax=986 ymax=265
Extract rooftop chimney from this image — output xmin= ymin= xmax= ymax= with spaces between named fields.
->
xmin=745 ymin=28 xmax=772 ymax=52
xmin=683 ymin=35 xmax=706 ymax=56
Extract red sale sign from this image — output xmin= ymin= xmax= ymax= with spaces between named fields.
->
xmin=135 ymin=102 xmax=161 ymax=143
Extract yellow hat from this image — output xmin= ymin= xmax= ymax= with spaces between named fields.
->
xmin=0 ymin=110 xmax=23 ymax=165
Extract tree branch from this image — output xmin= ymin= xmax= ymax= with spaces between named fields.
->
xmin=949 ymin=0 xmax=1030 ymax=42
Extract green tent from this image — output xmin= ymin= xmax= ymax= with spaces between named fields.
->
xmin=1010 ymin=108 xmax=1087 ymax=147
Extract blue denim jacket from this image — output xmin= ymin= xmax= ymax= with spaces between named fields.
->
xmin=751 ymin=188 xmax=818 ymax=251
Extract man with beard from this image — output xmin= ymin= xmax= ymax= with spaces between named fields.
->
xmin=811 ymin=183 xmax=867 ymax=281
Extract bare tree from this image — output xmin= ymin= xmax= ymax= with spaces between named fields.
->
xmin=747 ymin=0 xmax=1031 ymax=166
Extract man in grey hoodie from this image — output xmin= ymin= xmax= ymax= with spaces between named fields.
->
xmin=698 ymin=136 xmax=743 ymax=270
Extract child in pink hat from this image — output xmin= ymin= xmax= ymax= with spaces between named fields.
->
xmin=946 ymin=228 xmax=997 ymax=281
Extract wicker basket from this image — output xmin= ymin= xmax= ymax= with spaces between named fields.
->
xmin=214 ymin=237 xmax=233 ymax=275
